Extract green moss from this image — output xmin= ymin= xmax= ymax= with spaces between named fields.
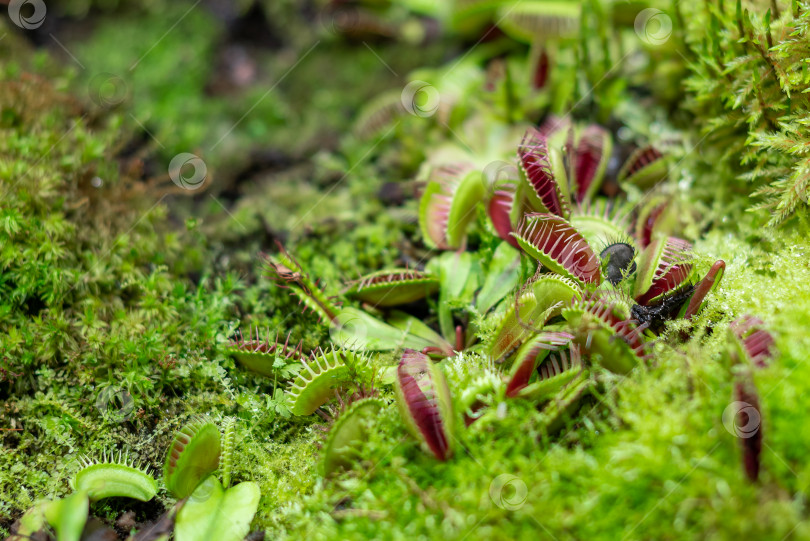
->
xmin=6 ymin=2 xmax=810 ymax=540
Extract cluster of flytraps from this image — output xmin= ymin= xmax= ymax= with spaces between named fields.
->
xmin=228 ymin=117 xmax=770 ymax=478
xmin=11 ymin=418 xmax=260 ymax=541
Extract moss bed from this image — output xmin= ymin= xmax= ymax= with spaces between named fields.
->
xmin=3 ymin=1 xmax=810 ymax=540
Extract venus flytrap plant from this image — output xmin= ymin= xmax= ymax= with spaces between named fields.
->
xmin=9 ymin=417 xmax=259 ymax=541
xmin=168 ymin=418 xmax=260 ymax=541
xmin=13 ymin=3 xmax=809 ymax=537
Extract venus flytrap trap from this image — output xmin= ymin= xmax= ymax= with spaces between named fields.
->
xmin=72 ymin=450 xmax=158 ymax=502
xmin=345 ymin=268 xmax=439 ymax=307
xmin=226 ymin=327 xmax=304 ymax=379
xmin=459 ymin=368 xmax=507 ymax=427
xmin=320 ymin=394 xmax=386 ymax=477
xmin=164 ymin=418 xmax=221 ymax=500
xmin=616 ymin=145 xmax=670 ymax=190
xmin=504 ymin=332 xmax=577 ymax=398
xmin=418 ymin=164 xmax=486 ymax=250
xmin=394 ymin=349 xmax=455 ymax=461
xmin=513 ymin=344 xmax=585 ymax=403
xmin=286 ymin=348 xmax=369 ymax=416
xmin=512 ymin=213 xmax=602 ymax=286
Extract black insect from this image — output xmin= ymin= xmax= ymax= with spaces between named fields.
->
xmin=631 ymin=285 xmax=696 ymax=333
xmin=600 ymin=242 xmax=637 ymax=285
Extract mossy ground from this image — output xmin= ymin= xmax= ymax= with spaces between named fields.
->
xmin=3 ymin=1 xmax=810 ymax=540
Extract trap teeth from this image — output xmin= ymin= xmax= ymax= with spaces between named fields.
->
xmin=286 ymin=349 xmax=369 ymax=416
xmin=729 ymin=315 xmax=775 ymax=368
xmin=517 ymin=128 xmax=570 ymax=218
xmin=512 ymin=213 xmax=601 ymax=286
xmin=345 ymin=269 xmax=439 ymax=307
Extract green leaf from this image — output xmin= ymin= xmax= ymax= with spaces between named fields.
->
xmin=174 ymin=477 xmax=260 ymax=541
xmin=388 ymin=310 xmax=454 ymax=356
xmin=475 ymin=241 xmax=521 ymax=314
xmin=330 ymin=307 xmax=450 ymax=353
xmin=73 ymin=457 xmax=157 ymax=502
xmin=43 ymin=492 xmax=89 ymax=541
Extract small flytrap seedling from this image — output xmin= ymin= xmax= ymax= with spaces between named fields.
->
xmin=9 ymin=417 xmax=259 ymax=541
